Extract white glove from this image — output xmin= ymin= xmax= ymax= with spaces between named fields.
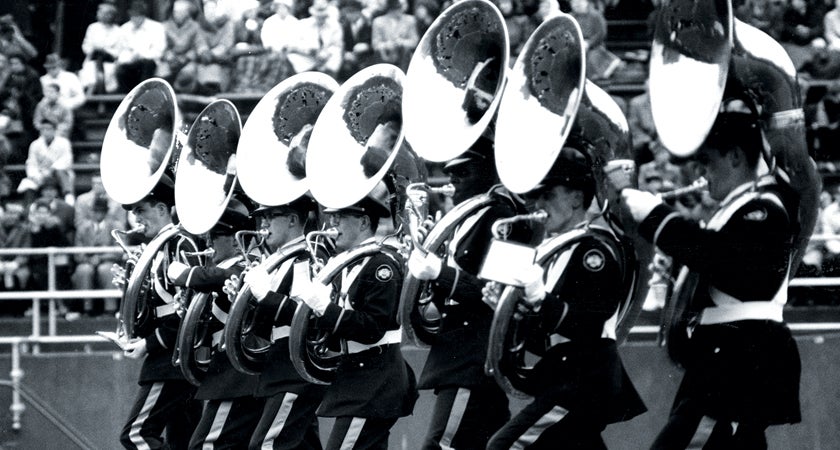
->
xmin=166 ymin=261 xmax=190 ymax=284
xmin=621 ymin=188 xmax=662 ymax=222
xmin=111 ymin=263 xmax=127 ymax=288
xmin=244 ymin=265 xmax=273 ymax=300
xmin=297 ymin=280 xmax=333 ymax=316
xmin=516 ymin=263 xmax=546 ymax=306
xmin=408 ymin=250 xmax=442 ymax=280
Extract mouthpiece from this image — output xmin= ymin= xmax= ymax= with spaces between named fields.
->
xmin=492 ymin=210 xmax=548 ymax=240
xmin=657 ymin=177 xmax=708 ymax=201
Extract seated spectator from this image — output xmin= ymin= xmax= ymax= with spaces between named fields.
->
xmin=80 ymin=2 xmax=122 ymax=94
xmin=826 ymin=0 xmax=840 ymax=50
xmin=33 ymin=83 xmax=74 ymax=138
xmin=0 ymin=15 xmax=37 ymax=61
xmin=115 ymin=1 xmax=167 ymax=93
xmin=35 ymin=176 xmax=75 ymax=243
xmin=72 ymin=195 xmax=122 ymax=316
xmin=17 ymin=120 xmax=75 ymax=206
xmin=570 ymin=0 xmax=622 ymax=79
xmin=338 ymin=0 xmax=373 ymax=80
xmin=0 ymin=202 xmax=30 ymax=316
xmin=497 ymin=0 xmax=534 ymax=62
xmin=413 ymin=0 xmax=439 ymax=37
xmin=161 ymin=0 xmax=203 ymax=92
xmin=40 ymin=53 xmax=86 ymax=112
xmin=229 ymin=0 xmax=291 ymax=93
xmin=25 ymin=198 xmax=74 ymax=314
xmin=76 ymin=174 xmax=125 ymax=231
xmin=6 ymin=54 xmax=42 ymax=144
xmin=192 ymin=0 xmax=237 ymax=95
xmin=736 ymin=0 xmax=784 ymax=40
xmin=627 ymin=82 xmax=658 ymax=165
xmin=810 ymin=81 xmax=840 ymax=159
xmin=780 ymin=0 xmax=827 ymax=70
xmin=261 ymin=0 xmax=299 ymax=53
xmin=371 ymin=0 xmax=418 ymax=71
xmin=287 ymin=0 xmax=344 ymax=77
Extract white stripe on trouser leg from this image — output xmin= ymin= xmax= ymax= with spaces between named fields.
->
xmin=340 ymin=417 xmax=367 ymax=450
xmin=202 ymin=401 xmax=233 ymax=450
xmin=129 ymin=382 xmax=164 ymax=450
xmin=439 ymin=388 xmax=471 ymax=450
xmin=511 ymin=405 xmax=569 ymax=450
xmin=262 ymin=392 xmax=299 ymax=450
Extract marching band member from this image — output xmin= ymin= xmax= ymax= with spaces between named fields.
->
xmin=165 ymin=199 xmax=265 ymax=449
xmin=407 ymin=137 xmax=532 ymax=450
xmin=485 ymin=148 xmax=646 ymax=449
xmin=296 ymin=187 xmax=417 ymax=450
xmin=116 ymin=177 xmax=202 ymax=450
xmin=622 ymin=102 xmax=802 ymax=448
xmin=239 ymin=196 xmax=331 ymax=450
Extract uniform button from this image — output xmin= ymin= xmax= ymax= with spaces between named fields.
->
xmin=561 ymin=356 xmax=567 ymax=362
xmin=713 ymin=347 xmax=720 ymax=354
xmin=359 ymin=363 xmax=364 ymax=367
xmin=441 ymin=313 xmax=447 ymax=318
xmin=463 ymin=321 xmax=469 ymax=326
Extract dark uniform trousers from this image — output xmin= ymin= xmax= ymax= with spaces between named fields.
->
xmin=639 ymin=180 xmax=802 ymax=450
xmin=419 ymin=193 xmax=530 ymax=450
xmin=487 ymin=228 xmax=646 ymax=449
xmin=249 ymin=238 xmax=331 ymax=450
xmin=120 ymin=226 xmax=202 ymax=449
xmin=171 ymin=256 xmax=265 ymax=450
xmin=316 ymin=245 xmax=417 ymax=450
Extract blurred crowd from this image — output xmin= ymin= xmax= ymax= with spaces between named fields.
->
xmin=2 ymin=0 xmax=840 ymax=319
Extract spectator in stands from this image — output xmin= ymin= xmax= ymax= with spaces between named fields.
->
xmin=80 ymin=2 xmax=122 ymax=94
xmin=261 ymin=0 xmax=299 ymax=53
xmin=413 ymin=0 xmax=439 ymax=36
xmin=6 ymin=54 xmax=42 ymax=145
xmin=780 ymin=0 xmax=827 ymax=69
xmin=810 ymin=80 xmax=840 ymax=159
xmin=33 ymin=83 xmax=74 ymax=138
xmin=0 ymin=202 xmax=30 ymax=316
xmin=25 ymin=198 xmax=74 ymax=315
xmin=193 ymin=0 xmax=237 ymax=95
xmin=371 ymin=0 xmax=418 ymax=71
xmin=0 ymin=14 xmax=37 ymax=62
xmin=36 ymin=176 xmax=75 ymax=243
xmin=73 ymin=195 xmax=122 ymax=316
xmin=17 ymin=120 xmax=75 ymax=207
xmin=115 ymin=1 xmax=168 ymax=93
xmin=627 ymin=82 xmax=659 ymax=165
xmin=161 ymin=0 xmax=203 ymax=92
xmin=497 ymin=0 xmax=534 ymax=62
xmin=570 ymin=0 xmax=623 ymax=80
xmin=825 ymin=0 xmax=840 ymax=49
xmin=736 ymin=0 xmax=785 ymax=40
xmin=0 ymin=89 xmax=27 ymax=166
xmin=40 ymin=53 xmax=86 ymax=112
xmin=229 ymin=0 xmax=291 ymax=93
xmin=287 ymin=0 xmax=344 ymax=77
xmin=338 ymin=0 xmax=373 ymax=80
xmin=75 ymin=174 xmax=124 ymax=231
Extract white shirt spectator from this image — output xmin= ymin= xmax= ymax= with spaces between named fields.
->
xmin=261 ymin=10 xmax=300 ymax=51
xmin=40 ymin=71 xmax=86 ymax=110
xmin=116 ymin=17 xmax=167 ymax=63
xmin=18 ymin=135 xmax=74 ymax=194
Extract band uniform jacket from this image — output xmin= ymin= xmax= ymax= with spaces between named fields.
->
xmin=524 ymin=226 xmax=646 ymax=425
xmin=315 ymin=240 xmax=417 ymax=418
xmin=418 ymin=190 xmax=531 ymax=389
xmin=638 ymin=177 xmax=801 ymax=425
xmin=136 ymin=223 xmax=199 ymax=384
xmin=254 ymin=236 xmax=332 ymax=397
xmin=172 ymin=255 xmax=258 ymax=400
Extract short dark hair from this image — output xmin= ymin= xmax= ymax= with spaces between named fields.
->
xmin=703 ymin=111 xmax=763 ymax=169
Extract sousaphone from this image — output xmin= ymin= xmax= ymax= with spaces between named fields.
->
xmin=225 ymin=72 xmax=339 ymax=375
xmin=486 ymin=14 xmax=651 ymax=397
xmin=649 ymin=0 xmax=820 ymax=363
xmin=290 ymin=64 xmax=426 ymax=385
xmin=398 ymin=0 xmax=511 ymax=347
xmin=101 ymin=78 xmax=201 ymax=340
xmin=173 ymin=99 xmax=243 ymax=386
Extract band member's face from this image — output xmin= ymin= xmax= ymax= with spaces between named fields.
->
xmin=209 ymin=233 xmax=236 ymax=263
xmin=446 ymin=162 xmax=491 ymax=205
xmin=328 ymin=212 xmax=367 ymax=252
xmin=260 ymin=211 xmax=294 ymax=251
xmin=696 ymin=146 xmax=738 ymax=201
xmin=131 ymin=201 xmax=168 ymax=237
xmin=532 ymin=185 xmax=580 ymax=235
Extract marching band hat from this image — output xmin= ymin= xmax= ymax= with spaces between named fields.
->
xmin=122 ymin=173 xmax=175 ymax=210
xmin=702 ymin=97 xmax=763 ymax=165
xmin=252 ymin=194 xmax=318 ymax=218
xmin=527 ymin=147 xmax=594 ymax=196
xmin=443 ymin=135 xmax=494 ymax=172
xmin=322 ymin=183 xmax=390 ymax=218
xmin=211 ymin=198 xmax=251 ymax=234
